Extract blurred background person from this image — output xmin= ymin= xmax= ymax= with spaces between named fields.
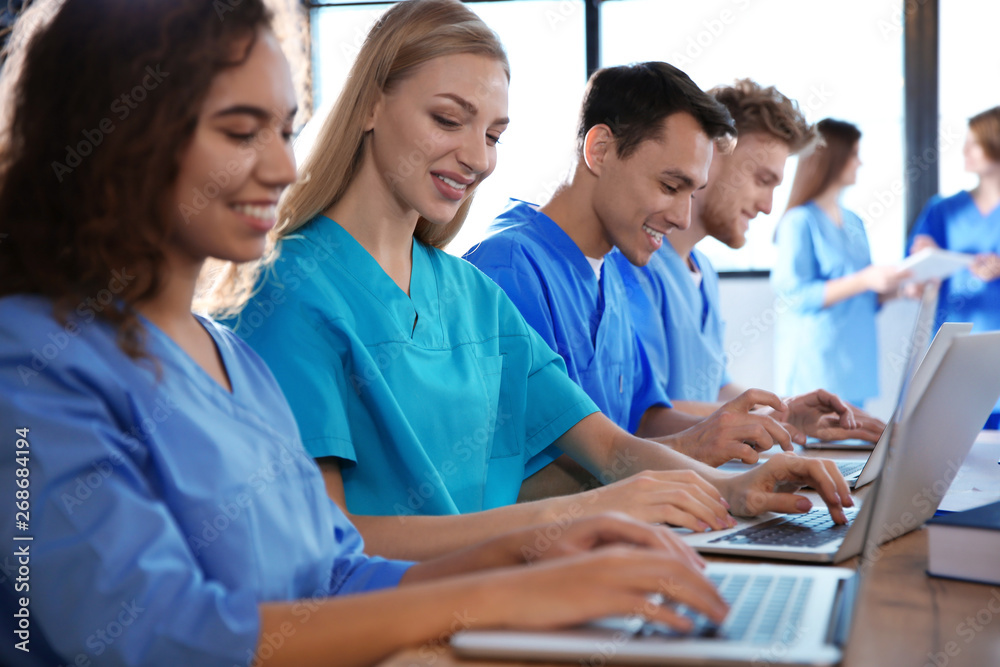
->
xmin=771 ymin=119 xmax=909 ymax=409
xmin=910 ymin=105 xmax=1000 ymax=428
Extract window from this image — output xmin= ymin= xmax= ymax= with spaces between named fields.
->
xmin=307 ymin=1 xmax=586 ymax=256
xmin=602 ymin=0 xmax=905 ymax=270
xmin=938 ymin=1 xmax=1000 ymax=200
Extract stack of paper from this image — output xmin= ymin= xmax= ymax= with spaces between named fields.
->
xmin=898 ymin=248 xmax=974 ymax=283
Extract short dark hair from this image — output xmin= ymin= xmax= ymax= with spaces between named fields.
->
xmin=0 ymin=0 xmax=272 ymax=359
xmin=577 ymin=62 xmax=736 ymax=159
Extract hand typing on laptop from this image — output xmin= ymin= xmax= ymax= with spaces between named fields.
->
xmin=705 ymin=452 xmax=854 ymax=525
xmin=453 ymin=513 xmax=729 ymax=632
xmin=760 ymin=389 xmax=886 ymax=445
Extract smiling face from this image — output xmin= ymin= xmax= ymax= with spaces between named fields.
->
xmin=695 ymin=132 xmax=790 ymax=249
xmin=168 ymin=29 xmax=297 ymax=265
xmin=590 ymin=111 xmax=713 ymax=266
xmin=365 ymin=52 xmax=509 ymax=226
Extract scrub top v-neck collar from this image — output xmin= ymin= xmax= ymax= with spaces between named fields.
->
xmin=314 ymin=215 xmax=440 ymax=341
xmin=527 ymin=209 xmax=612 ymax=345
xmin=138 ymin=312 xmax=242 ymax=402
xmin=961 ymin=190 xmax=1000 ymax=221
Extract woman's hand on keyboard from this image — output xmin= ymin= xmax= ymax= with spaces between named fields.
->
xmin=709 ymin=452 xmax=854 ymax=524
xmin=479 ymin=542 xmax=729 ymax=632
xmin=565 ymin=470 xmax=738 ymax=532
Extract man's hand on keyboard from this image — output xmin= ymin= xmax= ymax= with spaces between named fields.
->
xmin=707 ymin=452 xmax=854 ymax=524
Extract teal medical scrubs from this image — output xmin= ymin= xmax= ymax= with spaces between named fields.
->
xmin=613 ymin=244 xmax=732 ymax=402
xmin=463 ymin=200 xmax=671 ymax=464
xmin=229 ymin=215 xmax=598 ymax=517
xmin=911 ymin=190 xmax=1000 ymax=425
xmin=0 ymin=295 xmax=411 ymax=667
xmin=771 ymin=202 xmax=879 ymax=406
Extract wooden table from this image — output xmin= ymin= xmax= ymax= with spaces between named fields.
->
xmin=379 ymin=435 xmax=1000 ymax=667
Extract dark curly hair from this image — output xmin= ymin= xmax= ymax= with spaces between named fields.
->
xmin=0 ymin=0 xmax=272 ymax=358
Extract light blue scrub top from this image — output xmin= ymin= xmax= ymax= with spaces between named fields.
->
xmin=771 ymin=202 xmax=879 ymax=406
xmin=0 ymin=295 xmax=410 ymax=667
xmin=229 ymin=215 xmax=598 ymax=517
xmin=613 ymin=244 xmax=733 ymax=402
xmin=911 ymin=190 xmax=1000 ymax=418
xmin=463 ymin=200 xmax=671 ymax=454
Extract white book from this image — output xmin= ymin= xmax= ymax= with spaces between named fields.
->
xmin=899 ymin=248 xmax=975 ymax=283
xmin=926 ymin=500 xmax=1000 ymax=586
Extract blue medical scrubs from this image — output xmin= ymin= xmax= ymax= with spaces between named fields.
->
xmin=229 ymin=215 xmax=597 ymax=517
xmin=911 ymin=190 xmax=1000 ymax=424
xmin=771 ymin=202 xmax=879 ymax=406
xmin=0 ymin=295 xmax=410 ymax=667
xmin=613 ymin=243 xmax=732 ymax=402
xmin=463 ymin=200 xmax=671 ymax=456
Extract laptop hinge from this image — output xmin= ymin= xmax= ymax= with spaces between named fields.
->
xmin=826 ymin=573 xmax=860 ymax=647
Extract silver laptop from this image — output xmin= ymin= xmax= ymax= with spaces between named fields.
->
xmin=683 ymin=329 xmax=1000 ymax=563
xmin=452 ymin=481 xmax=900 ymax=666
xmin=826 ymin=320 xmax=972 ymax=488
xmin=452 ymin=562 xmax=857 ymax=666
xmin=802 ymin=284 xmax=941 ymax=454
xmin=719 ymin=320 xmax=971 ymax=489
xmin=449 ymin=336 xmax=996 ymax=667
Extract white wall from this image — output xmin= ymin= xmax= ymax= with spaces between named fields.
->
xmin=718 ymin=277 xmax=920 ymax=421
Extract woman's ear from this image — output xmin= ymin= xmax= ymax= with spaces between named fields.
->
xmin=364 ymin=92 xmax=385 ymax=132
xmin=583 ymin=124 xmax=614 ymax=176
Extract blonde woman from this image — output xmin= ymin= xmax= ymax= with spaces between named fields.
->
xmin=210 ymin=0 xmax=852 ymax=562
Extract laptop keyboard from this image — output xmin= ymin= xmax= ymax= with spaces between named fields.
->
xmin=708 ymin=507 xmax=859 ymax=548
xmin=640 ymin=572 xmax=813 ymax=644
xmin=837 ymin=460 xmax=865 ymax=479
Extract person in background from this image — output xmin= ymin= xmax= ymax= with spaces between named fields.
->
xmin=910 ymin=105 xmax=1000 ymax=429
xmin=212 ymin=2 xmax=853 ymax=563
xmin=0 ymin=1 xmax=732 ymax=665
xmin=771 ymin=119 xmax=909 ymax=408
xmin=613 ymin=80 xmax=885 ymax=442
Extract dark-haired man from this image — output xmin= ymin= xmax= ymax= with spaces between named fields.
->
xmin=464 ymin=64 xmax=864 ymax=478
xmin=610 ymin=79 xmax=884 ymax=439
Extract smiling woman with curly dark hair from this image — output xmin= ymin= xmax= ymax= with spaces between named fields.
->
xmin=0 ymin=0 xmax=269 ymax=358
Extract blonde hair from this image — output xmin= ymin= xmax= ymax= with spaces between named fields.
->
xmin=199 ymin=0 xmax=508 ymax=317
